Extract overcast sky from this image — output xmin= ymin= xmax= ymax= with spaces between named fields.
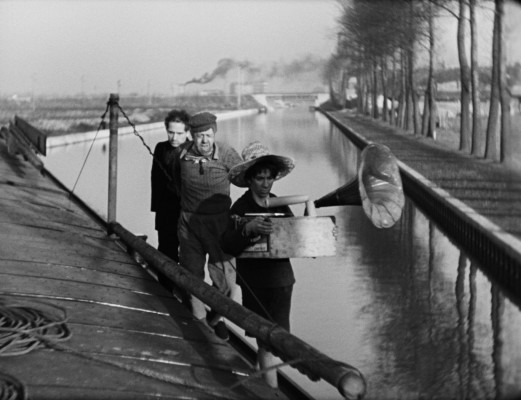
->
xmin=0 ymin=0 xmax=338 ymax=96
xmin=1 ymin=0 xmax=520 ymax=97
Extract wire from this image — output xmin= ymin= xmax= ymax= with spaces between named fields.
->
xmin=69 ymin=101 xmax=110 ymax=195
xmin=116 ymin=103 xmax=173 ymax=182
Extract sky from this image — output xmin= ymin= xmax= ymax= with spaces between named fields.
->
xmin=0 ymin=0 xmax=339 ymax=96
xmin=1 ymin=0 xmax=520 ymax=97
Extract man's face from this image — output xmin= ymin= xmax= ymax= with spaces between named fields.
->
xmin=166 ymin=122 xmax=188 ymax=148
xmin=248 ymin=169 xmax=274 ymax=199
xmin=193 ymin=128 xmax=215 ymax=156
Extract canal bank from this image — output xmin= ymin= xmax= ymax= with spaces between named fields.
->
xmin=322 ymin=109 xmax=521 ymax=301
xmin=46 ymin=109 xmax=259 ymax=148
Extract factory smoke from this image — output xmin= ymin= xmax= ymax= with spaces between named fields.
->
xmin=183 ymin=54 xmax=327 ymax=86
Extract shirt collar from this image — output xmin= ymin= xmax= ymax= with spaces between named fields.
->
xmin=183 ymin=141 xmax=219 ymax=160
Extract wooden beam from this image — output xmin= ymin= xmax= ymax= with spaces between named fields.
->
xmin=14 ymin=115 xmax=48 ymax=156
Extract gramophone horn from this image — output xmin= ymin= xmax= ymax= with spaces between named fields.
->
xmin=314 ymin=143 xmax=404 ymax=228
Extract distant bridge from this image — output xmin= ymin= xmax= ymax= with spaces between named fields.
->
xmin=252 ymin=92 xmax=329 ymax=109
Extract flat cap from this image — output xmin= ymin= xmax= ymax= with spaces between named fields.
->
xmin=189 ymin=112 xmax=217 ymax=134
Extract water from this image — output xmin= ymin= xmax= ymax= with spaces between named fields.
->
xmin=44 ymin=107 xmax=521 ymax=400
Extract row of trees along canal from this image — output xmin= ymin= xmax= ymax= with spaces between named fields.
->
xmin=326 ymin=0 xmax=515 ymax=167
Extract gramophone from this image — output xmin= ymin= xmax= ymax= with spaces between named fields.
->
xmin=238 ymin=143 xmax=404 ymax=258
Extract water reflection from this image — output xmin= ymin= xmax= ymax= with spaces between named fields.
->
xmin=44 ymin=108 xmax=521 ymax=400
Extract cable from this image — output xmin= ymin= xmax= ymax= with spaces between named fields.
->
xmin=116 ymin=103 xmax=173 ymax=182
xmin=69 ymin=101 xmax=111 ymax=195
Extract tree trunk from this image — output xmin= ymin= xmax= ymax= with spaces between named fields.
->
xmin=390 ymin=52 xmax=397 ymax=126
xmin=422 ymin=2 xmax=436 ymax=139
xmin=364 ymin=71 xmax=370 ymax=115
xmin=372 ymin=59 xmax=379 ymax=119
xmin=356 ymin=53 xmax=364 ymax=113
xmin=470 ymin=0 xmax=484 ymax=156
xmin=497 ymin=0 xmax=513 ymax=165
xmin=485 ymin=1 xmax=500 ymax=161
xmin=458 ymin=0 xmax=472 ymax=152
xmin=408 ymin=1 xmax=420 ymax=134
xmin=399 ymin=49 xmax=408 ymax=129
xmin=328 ymin=77 xmax=339 ymax=108
xmin=381 ymin=57 xmax=389 ymax=122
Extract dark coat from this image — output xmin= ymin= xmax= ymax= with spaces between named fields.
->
xmin=220 ymin=190 xmax=295 ymax=288
xmin=151 ymin=141 xmax=181 ymax=231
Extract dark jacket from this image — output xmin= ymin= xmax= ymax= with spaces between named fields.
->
xmin=221 ymin=190 xmax=295 ymax=288
xmin=150 ymin=141 xmax=181 ymax=230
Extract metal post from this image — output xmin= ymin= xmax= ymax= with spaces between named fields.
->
xmin=107 ymin=93 xmax=119 ymax=223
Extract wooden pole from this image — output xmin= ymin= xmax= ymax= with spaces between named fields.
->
xmin=107 ymin=93 xmax=119 ymax=223
xmin=109 ymin=221 xmax=367 ymax=400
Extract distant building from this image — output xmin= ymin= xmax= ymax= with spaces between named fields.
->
xmin=197 ymin=89 xmax=224 ymax=96
xmin=229 ymin=82 xmax=254 ymax=95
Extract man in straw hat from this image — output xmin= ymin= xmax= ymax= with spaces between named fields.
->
xmin=221 ymin=141 xmax=296 ymax=388
xmin=172 ymin=111 xmax=242 ymax=341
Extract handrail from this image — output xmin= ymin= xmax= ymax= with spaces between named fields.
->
xmin=109 ymin=221 xmax=367 ymax=400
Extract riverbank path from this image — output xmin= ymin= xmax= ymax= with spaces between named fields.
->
xmin=328 ymin=110 xmax=521 ymax=239
xmin=0 ymin=132 xmax=286 ymax=399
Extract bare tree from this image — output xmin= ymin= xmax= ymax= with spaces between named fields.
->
xmin=458 ymin=0 xmax=472 ymax=152
xmin=485 ymin=0 xmax=500 ymax=161
xmin=469 ymin=0 xmax=485 ymax=156
xmin=497 ymin=0 xmax=513 ymax=165
xmin=421 ymin=0 xmax=437 ymax=139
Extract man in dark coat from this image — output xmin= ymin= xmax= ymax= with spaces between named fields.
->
xmin=151 ymin=109 xmax=190 ymax=262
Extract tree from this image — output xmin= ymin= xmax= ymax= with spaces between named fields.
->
xmin=457 ymin=0 xmax=472 ymax=153
xmin=421 ymin=0 xmax=437 ymax=139
xmin=469 ymin=0 xmax=485 ymax=157
xmin=485 ymin=0 xmax=501 ymax=161
xmin=497 ymin=0 xmax=513 ymax=166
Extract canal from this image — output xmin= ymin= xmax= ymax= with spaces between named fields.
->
xmin=44 ymin=107 xmax=521 ymax=400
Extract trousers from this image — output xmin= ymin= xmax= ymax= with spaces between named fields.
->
xmin=178 ymin=210 xmax=236 ymax=319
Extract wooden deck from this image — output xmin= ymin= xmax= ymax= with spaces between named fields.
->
xmin=0 ymin=135 xmax=286 ymax=399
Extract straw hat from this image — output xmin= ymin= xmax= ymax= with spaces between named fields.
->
xmin=228 ymin=141 xmax=295 ymax=188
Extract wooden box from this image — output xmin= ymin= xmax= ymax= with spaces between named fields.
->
xmin=238 ymin=216 xmax=336 ymax=259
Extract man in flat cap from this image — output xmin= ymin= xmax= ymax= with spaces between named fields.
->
xmin=172 ymin=111 xmax=242 ymax=340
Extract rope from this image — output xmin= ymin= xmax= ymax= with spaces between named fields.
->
xmin=116 ymin=103 xmax=173 ymax=182
xmin=0 ymin=299 xmax=71 ymax=357
xmin=0 ymin=298 xmax=270 ymax=396
xmin=69 ymin=101 xmax=111 ymax=196
xmin=0 ymin=371 xmax=25 ymax=400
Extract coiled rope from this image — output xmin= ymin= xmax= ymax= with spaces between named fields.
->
xmin=0 ymin=371 xmax=25 ymax=400
xmin=0 ymin=298 xmax=281 ymax=396
xmin=0 ymin=299 xmax=71 ymax=357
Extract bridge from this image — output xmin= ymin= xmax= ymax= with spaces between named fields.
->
xmin=252 ymin=92 xmax=329 ymax=110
